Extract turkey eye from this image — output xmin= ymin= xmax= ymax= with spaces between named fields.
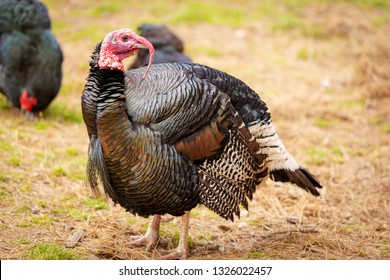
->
xmin=122 ymin=35 xmax=129 ymax=42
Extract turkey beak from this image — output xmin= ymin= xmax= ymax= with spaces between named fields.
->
xmin=133 ymin=43 xmax=148 ymax=49
xmin=131 ymin=35 xmax=154 ymax=79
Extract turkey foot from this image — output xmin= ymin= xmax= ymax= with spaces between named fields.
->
xmin=128 ymin=215 xmax=168 ymax=252
xmin=158 ymin=211 xmax=190 ymax=260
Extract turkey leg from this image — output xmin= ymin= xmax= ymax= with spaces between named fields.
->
xmin=129 ymin=214 xmax=164 ymax=252
xmin=159 ymin=211 xmax=190 ymax=260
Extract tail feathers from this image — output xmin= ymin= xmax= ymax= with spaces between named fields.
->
xmin=270 ymin=166 xmax=323 ymax=197
xmin=86 ymin=137 xmax=118 ymax=201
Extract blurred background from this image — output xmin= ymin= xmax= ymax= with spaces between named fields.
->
xmin=0 ymin=0 xmax=389 ymax=260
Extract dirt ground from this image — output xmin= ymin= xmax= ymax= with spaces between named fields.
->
xmin=0 ymin=1 xmax=389 ymax=260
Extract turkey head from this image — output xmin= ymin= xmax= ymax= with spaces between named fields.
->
xmin=98 ymin=28 xmax=154 ymax=78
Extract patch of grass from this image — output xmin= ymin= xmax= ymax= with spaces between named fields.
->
xmin=8 ymin=155 xmax=21 ymax=167
xmin=270 ymin=11 xmax=304 ymax=32
xmin=30 ymin=214 xmax=54 ymax=226
xmin=0 ymin=141 xmax=13 ymax=152
xmin=340 ymin=223 xmax=361 ymax=233
xmin=172 ymin=1 xmax=244 ymax=27
xmin=306 ymin=146 xmax=346 ymax=165
xmin=127 ymin=218 xmax=137 ymax=225
xmin=0 ymin=185 xmax=9 ymax=199
xmin=69 ymin=209 xmax=90 ymax=221
xmin=247 ymin=250 xmax=266 ymax=259
xmin=17 ymin=214 xmax=54 ymax=228
xmin=85 ymin=198 xmax=107 ymax=210
xmin=0 ymin=95 xmax=12 ymax=111
xmin=248 ymin=219 xmax=261 ymax=226
xmin=297 ymin=48 xmax=310 ymax=60
xmin=9 ymin=237 xmax=32 ymax=247
xmin=86 ymin=3 xmax=122 ymax=17
xmin=380 ymin=122 xmax=390 ymax=133
xmin=17 ymin=237 xmax=32 ymax=245
xmin=307 ymin=148 xmax=328 ymax=165
xmin=368 ymin=116 xmax=390 ymax=133
xmin=0 ymin=171 xmax=8 ymax=182
xmin=52 ymin=166 xmax=66 ymax=176
xmin=66 ymin=147 xmax=79 ymax=156
xmin=349 ymin=0 xmax=389 ymax=9
xmin=357 ymin=250 xmax=367 ymax=257
xmin=67 ymin=170 xmax=85 ymax=180
xmin=171 ymin=232 xmax=195 ymax=248
xmin=35 ymin=121 xmax=49 ymax=131
xmin=314 ymin=118 xmax=332 ymax=128
xmin=20 ymin=183 xmax=32 ymax=193
xmin=336 ymin=98 xmax=365 ymax=109
xmin=195 ymin=231 xmax=213 ymax=241
xmin=16 ymin=204 xmax=30 ymax=214
xmin=381 ymin=244 xmax=390 ymax=257
xmin=204 ymin=47 xmax=221 ymax=57
xmin=17 ymin=219 xmax=32 ymax=228
xmin=45 ymin=103 xmax=82 ymax=123
xmin=22 ymin=243 xmax=79 ymax=260
xmin=65 ymin=25 xmax=110 ymax=43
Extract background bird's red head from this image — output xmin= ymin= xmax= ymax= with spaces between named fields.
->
xmin=20 ymin=90 xmax=37 ymax=112
xmin=99 ymin=28 xmax=154 ymax=78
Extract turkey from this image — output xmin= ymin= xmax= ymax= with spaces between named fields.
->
xmin=81 ymin=28 xmax=324 ymax=259
xmin=0 ymin=0 xmax=63 ymax=116
xmin=128 ymin=23 xmax=191 ymax=70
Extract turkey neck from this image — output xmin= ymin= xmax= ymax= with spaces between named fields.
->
xmin=81 ymin=43 xmax=103 ymax=140
xmin=96 ymin=69 xmax=129 ymax=132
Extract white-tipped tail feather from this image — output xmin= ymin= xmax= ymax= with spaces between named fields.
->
xmin=248 ymin=122 xmax=323 ymax=196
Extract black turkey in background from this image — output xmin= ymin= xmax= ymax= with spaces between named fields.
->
xmin=0 ymin=0 xmax=63 ymax=117
xmin=128 ymin=23 xmax=192 ymax=70
xmin=82 ymin=28 xmax=324 ymax=259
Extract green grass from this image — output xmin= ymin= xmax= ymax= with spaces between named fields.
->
xmin=0 ymin=171 xmax=7 ymax=182
xmin=314 ymin=118 xmax=333 ymax=128
xmin=0 ymin=95 xmax=12 ymax=112
xmin=52 ymin=166 xmax=66 ymax=176
xmin=170 ymin=232 xmax=195 ymax=248
xmin=247 ymin=250 xmax=266 ymax=259
xmin=8 ymin=155 xmax=21 ymax=167
xmin=335 ymin=98 xmax=365 ymax=109
xmin=69 ymin=209 xmax=90 ymax=221
xmin=86 ymin=3 xmax=122 ymax=17
xmin=22 ymin=243 xmax=79 ymax=260
xmin=30 ymin=214 xmax=54 ymax=226
xmin=195 ymin=231 xmax=213 ymax=241
xmin=0 ymin=141 xmax=13 ymax=152
xmin=66 ymin=147 xmax=79 ymax=156
xmin=348 ymin=0 xmax=390 ymax=9
xmin=45 ymin=103 xmax=82 ymax=123
xmin=35 ymin=121 xmax=49 ymax=131
xmin=306 ymin=146 xmax=346 ymax=165
xmin=172 ymin=1 xmax=244 ymax=27
xmin=368 ymin=116 xmax=390 ymax=133
xmin=17 ymin=214 xmax=54 ymax=228
xmin=0 ymin=185 xmax=9 ymax=199
xmin=380 ymin=122 xmax=390 ymax=133
xmin=381 ymin=244 xmax=390 ymax=257
xmin=15 ymin=237 xmax=32 ymax=246
xmin=19 ymin=184 xmax=30 ymax=194
xmin=297 ymin=48 xmax=310 ymax=60
xmin=85 ymin=198 xmax=107 ymax=210
xmin=340 ymin=223 xmax=362 ymax=233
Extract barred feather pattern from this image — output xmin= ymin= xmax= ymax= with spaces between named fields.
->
xmin=189 ymin=64 xmax=323 ymax=196
xmin=198 ymin=116 xmax=267 ymax=221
